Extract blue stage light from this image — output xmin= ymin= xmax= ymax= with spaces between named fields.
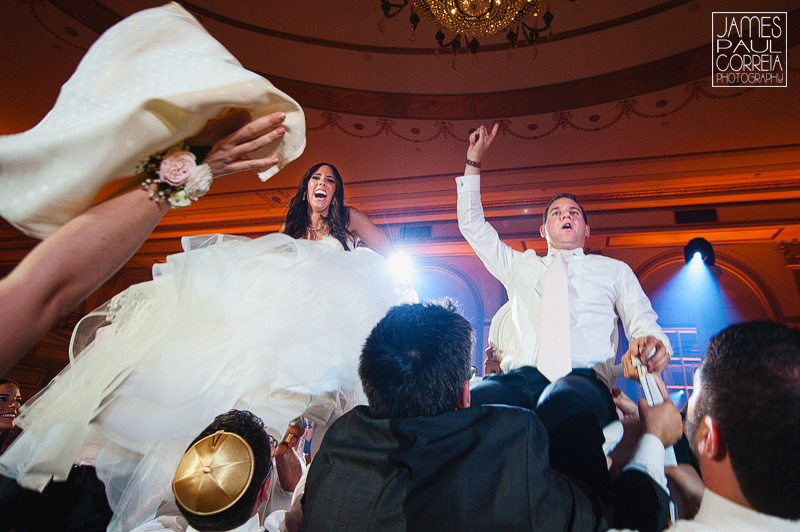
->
xmin=684 ymin=238 xmax=715 ymax=266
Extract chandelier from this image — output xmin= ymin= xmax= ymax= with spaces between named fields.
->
xmin=380 ymin=0 xmax=554 ymax=54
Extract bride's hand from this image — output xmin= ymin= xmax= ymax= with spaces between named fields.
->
xmin=187 ymin=108 xmax=288 ymax=177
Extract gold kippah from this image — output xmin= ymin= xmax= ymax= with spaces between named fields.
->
xmin=172 ymin=430 xmax=255 ymax=516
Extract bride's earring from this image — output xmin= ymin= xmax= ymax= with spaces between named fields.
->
xmin=303 ymin=192 xmax=306 ymax=201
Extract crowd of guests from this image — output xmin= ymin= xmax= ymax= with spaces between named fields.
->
xmin=2 ymin=302 xmax=800 ymax=531
xmin=0 ymin=7 xmax=798 ymax=529
xmin=138 ymin=304 xmax=800 ymax=532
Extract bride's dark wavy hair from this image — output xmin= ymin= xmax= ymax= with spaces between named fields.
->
xmin=284 ymin=162 xmax=353 ymax=250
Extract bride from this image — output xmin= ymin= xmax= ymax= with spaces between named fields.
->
xmin=281 ymin=162 xmax=393 ymax=255
xmin=0 ymin=160 xmax=413 ymax=532
xmin=0 ymin=4 xmax=412 ymax=530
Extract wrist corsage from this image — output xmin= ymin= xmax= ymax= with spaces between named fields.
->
xmin=138 ymin=143 xmax=213 ymax=208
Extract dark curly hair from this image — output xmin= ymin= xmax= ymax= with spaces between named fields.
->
xmin=176 ymin=410 xmax=273 ymax=531
xmin=283 ymin=162 xmax=353 ymax=251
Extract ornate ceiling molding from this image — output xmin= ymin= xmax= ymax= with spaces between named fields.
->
xmin=780 ymin=240 xmax=800 ymax=267
xmin=47 ymin=0 xmax=696 ymax=55
xmin=306 ymin=80 xmax=757 ymax=138
xmin=41 ymin=1 xmax=800 ymax=120
xmin=267 ymin=48 xmax=799 ymax=119
xmin=47 ymin=0 xmax=121 ymax=34
xmin=270 ymin=46 xmax=718 ymax=119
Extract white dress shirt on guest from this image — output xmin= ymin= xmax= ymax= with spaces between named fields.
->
xmin=456 ymin=174 xmax=671 ymax=386
xmin=611 ymin=489 xmax=800 ymax=532
xmin=129 ymin=506 xmax=286 ymax=532
xmin=128 ymin=466 xmax=294 ymax=532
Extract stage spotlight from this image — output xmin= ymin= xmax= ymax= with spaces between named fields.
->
xmin=684 ymin=238 xmax=715 ymax=266
xmin=669 ymin=389 xmax=688 ymax=411
xmin=388 ymin=252 xmax=415 ymax=283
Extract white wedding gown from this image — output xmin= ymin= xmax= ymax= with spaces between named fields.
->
xmin=0 ymin=5 xmax=407 ymax=529
xmin=0 ymin=232 xmax=415 ymax=531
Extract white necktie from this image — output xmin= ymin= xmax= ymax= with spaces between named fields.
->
xmin=538 ymin=250 xmax=572 ymax=381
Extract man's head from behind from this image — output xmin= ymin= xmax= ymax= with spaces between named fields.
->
xmin=687 ymin=321 xmax=800 ymax=519
xmin=173 ymin=410 xmax=273 ymax=531
xmin=359 ymin=300 xmax=474 ymax=418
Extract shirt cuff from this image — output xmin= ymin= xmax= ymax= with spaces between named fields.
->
xmin=455 ymin=174 xmax=480 ymax=192
xmin=591 ymin=360 xmax=625 ymax=389
xmin=623 ymin=432 xmax=668 ymax=491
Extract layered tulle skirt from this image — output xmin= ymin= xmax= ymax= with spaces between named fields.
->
xmin=0 ymin=233 xmax=414 ymax=531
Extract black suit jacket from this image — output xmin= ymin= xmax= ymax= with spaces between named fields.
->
xmin=299 ymin=405 xmax=669 ymax=532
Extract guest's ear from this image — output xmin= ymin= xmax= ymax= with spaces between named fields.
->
xmin=695 ymin=416 xmax=727 ymax=461
xmin=457 ymin=380 xmax=471 ymax=410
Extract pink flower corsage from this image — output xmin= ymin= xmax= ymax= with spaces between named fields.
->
xmin=139 ymin=143 xmax=214 ymax=208
xmin=159 ymin=149 xmax=197 ymax=186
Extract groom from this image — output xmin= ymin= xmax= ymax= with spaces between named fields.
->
xmin=456 ymin=124 xmax=673 ymax=487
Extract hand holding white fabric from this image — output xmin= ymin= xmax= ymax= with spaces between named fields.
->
xmin=0 ymin=3 xmax=305 ymax=239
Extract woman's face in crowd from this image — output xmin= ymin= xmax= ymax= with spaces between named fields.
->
xmin=0 ymin=383 xmax=21 ymax=431
xmin=306 ymin=165 xmax=337 ymax=215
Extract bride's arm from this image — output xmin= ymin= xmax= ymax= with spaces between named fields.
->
xmin=347 ymin=207 xmax=394 ymax=257
xmin=0 ymin=111 xmax=287 ymax=376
